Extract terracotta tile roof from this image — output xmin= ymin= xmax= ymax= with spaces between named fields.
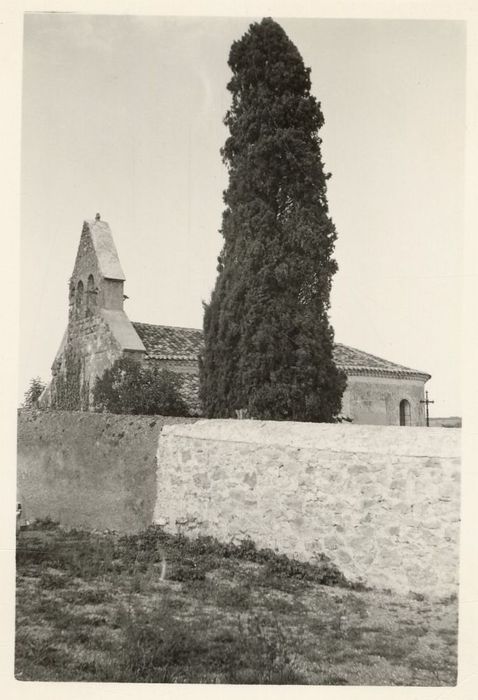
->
xmin=132 ymin=322 xmax=203 ymax=360
xmin=132 ymin=322 xmax=430 ymax=381
xmin=333 ymin=343 xmax=431 ymax=381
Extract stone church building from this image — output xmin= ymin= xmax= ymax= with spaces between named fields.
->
xmin=40 ymin=217 xmax=431 ymax=426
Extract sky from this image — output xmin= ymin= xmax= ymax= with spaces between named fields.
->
xmin=20 ymin=13 xmax=466 ymax=416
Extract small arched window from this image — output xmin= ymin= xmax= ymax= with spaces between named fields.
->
xmin=86 ymin=274 xmax=96 ymax=314
xmin=399 ymin=399 xmax=411 ymax=426
xmin=76 ymin=280 xmax=84 ymax=315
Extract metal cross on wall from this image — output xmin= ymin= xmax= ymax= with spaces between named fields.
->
xmin=420 ymin=390 xmax=434 ymax=427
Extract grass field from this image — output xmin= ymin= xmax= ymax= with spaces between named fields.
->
xmin=15 ymin=520 xmax=458 ymax=685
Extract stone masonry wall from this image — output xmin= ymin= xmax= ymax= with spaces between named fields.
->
xmin=154 ymin=420 xmax=460 ymax=598
xmin=48 ymin=313 xmax=125 ymax=409
xmin=17 ymin=410 xmax=196 ymax=532
xmin=70 ymin=222 xmax=123 ymax=313
xmin=341 ymin=375 xmax=426 ymax=426
xmin=17 ymin=411 xmax=460 ymax=597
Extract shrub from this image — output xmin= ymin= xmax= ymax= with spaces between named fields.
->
xmin=92 ymin=356 xmax=189 ymax=416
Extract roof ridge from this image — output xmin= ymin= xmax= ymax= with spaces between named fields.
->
xmin=132 ymin=321 xmax=202 ymax=333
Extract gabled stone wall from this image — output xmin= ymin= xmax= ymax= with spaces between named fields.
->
xmin=45 ymin=312 xmax=125 ymax=410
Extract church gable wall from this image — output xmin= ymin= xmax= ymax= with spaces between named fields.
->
xmin=49 ymin=313 xmax=124 ymax=410
xmin=43 ymin=219 xmax=146 ymax=410
xmin=70 ymin=223 xmax=124 ymax=315
xmin=71 ymin=224 xmax=101 ymax=281
xmin=69 ymin=225 xmax=103 ymax=315
xmin=342 ymin=375 xmax=426 ymax=426
xmin=72 ymin=313 xmax=124 ymax=397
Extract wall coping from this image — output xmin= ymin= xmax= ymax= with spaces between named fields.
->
xmin=159 ymin=419 xmax=461 ymax=459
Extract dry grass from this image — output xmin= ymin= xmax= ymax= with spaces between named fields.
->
xmin=15 ymin=521 xmax=458 ymax=685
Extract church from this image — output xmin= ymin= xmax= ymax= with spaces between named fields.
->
xmin=39 ymin=217 xmax=431 ymax=426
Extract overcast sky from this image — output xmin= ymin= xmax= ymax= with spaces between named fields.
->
xmin=20 ymin=13 xmax=465 ymax=416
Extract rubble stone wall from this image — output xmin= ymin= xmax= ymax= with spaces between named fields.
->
xmin=154 ymin=420 xmax=460 ymax=598
xmin=17 ymin=411 xmax=460 ymax=597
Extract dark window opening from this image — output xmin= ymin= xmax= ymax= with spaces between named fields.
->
xmin=76 ymin=280 xmax=84 ymax=316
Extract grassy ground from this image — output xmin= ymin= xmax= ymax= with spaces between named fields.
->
xmin=15 ymin=520 xmax=458 ymax=685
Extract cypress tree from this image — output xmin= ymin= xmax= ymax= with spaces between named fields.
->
xmin=200 ymin=18 xmax=346 ymax=421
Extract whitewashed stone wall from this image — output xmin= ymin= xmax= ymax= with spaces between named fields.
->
xmin=154 ymin=420 xmax=460 ymax=598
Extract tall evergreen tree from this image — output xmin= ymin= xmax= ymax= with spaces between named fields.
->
xmin=200 ymin=18 xmax=346 ymax=421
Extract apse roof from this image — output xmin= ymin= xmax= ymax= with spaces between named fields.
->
xmin=332 ymin=343 xmax=431 ymax=381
